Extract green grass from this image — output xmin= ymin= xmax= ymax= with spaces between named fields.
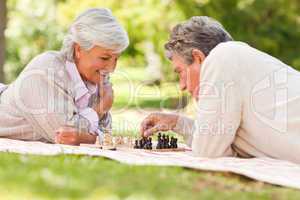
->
xmin=0 ymin=153 xmax=299 ymax=200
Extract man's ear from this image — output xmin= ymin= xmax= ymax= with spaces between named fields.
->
xmin=192 ymin=49 xmax=206 ymax=64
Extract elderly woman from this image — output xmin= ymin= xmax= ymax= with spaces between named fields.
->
xmin=141 ymin=16 xmax=300 ymax=164
xmin=0 ymin=8 xmax=129 ymax=145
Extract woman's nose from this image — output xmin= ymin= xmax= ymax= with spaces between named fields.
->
xmin=179 ymin=80 xmax=186 ymax=90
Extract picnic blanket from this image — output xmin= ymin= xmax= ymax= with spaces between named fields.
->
xmin=0 ymin=138 xmax=299 ymax=190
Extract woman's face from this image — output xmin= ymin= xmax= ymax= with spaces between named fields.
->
xmin=74 ymin=44 xmax=120 ymax=84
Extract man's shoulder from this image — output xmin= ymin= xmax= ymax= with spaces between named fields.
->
xmin=203 ymin=41 xmax=246 ymax=67
xmin=210 ymin=41 xmax=250 ymax=57
xmin=201 ymin=42 xmax=249 ymax=80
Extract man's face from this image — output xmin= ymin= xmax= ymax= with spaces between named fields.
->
xmin=171 ymin=53 xmax=201 ymax=99
xmin=75 ymin=45 xmax=120 ymax=84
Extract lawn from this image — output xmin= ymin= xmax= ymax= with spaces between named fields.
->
xmin=1 ymin=153 xmax=300 ymax=200
xmin=0 ymin=66 xmax=299 ymax=199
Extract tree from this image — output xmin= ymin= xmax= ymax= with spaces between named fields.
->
xmin=0 ymin=0 xmax=6 ymax=82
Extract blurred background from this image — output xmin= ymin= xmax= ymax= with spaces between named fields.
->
xmin=0 ymin=0 xmax=300 ymax=135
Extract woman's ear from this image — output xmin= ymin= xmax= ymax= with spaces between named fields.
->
xmin=74 ymin=43 xmax=81 ymax=60
xmin=192 ymin=49 xmax=206 ymax=64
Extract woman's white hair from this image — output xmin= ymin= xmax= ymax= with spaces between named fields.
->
xmin=61 ymin=8 xmax=129 ymax=61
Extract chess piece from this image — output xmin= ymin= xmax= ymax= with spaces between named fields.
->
xmin=158 ymin=132 xmax=162 ymax=139
xmin=144 ymin=137 xmax=149 ymax=148
xmin=162 ymin=134 xmax=166 ymax=149
xmin=103 ymin=133 xmax=113 ymax=146
xmin=144 ymin=140 xmax=150 ymax=149
xmin=134 ymin=140 xmax=139 ymax=149
xmin=139 ymin=139 xmax=144 ymax=149
xmin=170 ymin=136 xmax=174 ymax=148
xmin=146 ymin=137 xmax=152 ymax=150
xmin=115 ymin=136 xmax=124 ymax=146
xmin=149 ymin=137 xmax=153 ymax=149
xmin=143 ymin=138 xmax=147 ymax=149
xmin=166 ymin=135 xmax=170 ymax=148
xmin=174 ymin=138 xmax=178 ymax=148
xmin=123 ymin=137 xmax=130 ymax=147
xmin=156 ymin=134 xmax=162 ymax=149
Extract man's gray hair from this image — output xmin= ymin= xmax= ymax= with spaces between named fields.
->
xmin=165 ymin=16 xmax=233 ymax=64
xmin=61 ymin=8 xmax=129 ymax=61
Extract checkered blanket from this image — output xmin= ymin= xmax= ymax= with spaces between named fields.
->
xmin=0 ymin=138 xmax=299 ymax=190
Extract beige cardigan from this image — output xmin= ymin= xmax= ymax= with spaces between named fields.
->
xmin=0 ymin=51 xmax=105 ymax=143
xmin=174 ymin=41 xmax=300 ymax=164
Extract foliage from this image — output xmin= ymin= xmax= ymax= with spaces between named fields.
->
xmin=175 ymin=0 xmax=300 ymax=70
xmin=5 ymin=0 xmax=63 ymax=82
xmin=4 ymin=0 xmax=300 ymax=81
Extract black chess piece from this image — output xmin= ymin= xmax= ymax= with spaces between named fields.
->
xmin=144 ymin=138 xmax=150 ymax=149
xmin=141 ymin=137 xmax=147 ymax=149
xmin=134 ymin=140 xmax=139 ymax=149
xmin=162 ymin=134 xmax=166 ymax=149
xmin=170 ymin=137 xmax=174 ymax=148
xmin=156 ymin=141 xmax=161 ymax=149
xmin=174 ymin=138 xmax=178 ymax=148
xmin=145 ymin=138 xmax=149 ymax=149
xmin=158 ymin=132 xmax=162 ymax=139
xmin=166 ymin=135 xmax=170 ymax=148
xmin=148 ymin=137 xmax=152 ymax=148
xmin=139 ymin=139 xmax=144 ymax=149
xmin=156 ymin=133 xmax=162 ymax=149
xmin=149 ymin=137 xmax=153 ymax=150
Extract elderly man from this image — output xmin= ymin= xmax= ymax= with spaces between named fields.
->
xmin=0 ymin=8 xmax=129 ymax=145
xmin=141 ymin=16 xmax=300 ymax=164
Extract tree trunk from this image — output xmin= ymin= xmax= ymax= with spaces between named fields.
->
xmin=0 ymin=0 xmax=6 ymax=83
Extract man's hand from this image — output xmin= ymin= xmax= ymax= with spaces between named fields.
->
xmin=140 ymin=113 xmax=179 ymax=137
xmin=93 ymin=82 xmax=114 ymax=116
xmin=55 ymin=126 xmax=96 ymax=145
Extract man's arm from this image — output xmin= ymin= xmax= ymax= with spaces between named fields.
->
xmin=173 ymin=115 xmax=195 ymax=147
xmin=190 ymin=53 xmax=242 ymax=157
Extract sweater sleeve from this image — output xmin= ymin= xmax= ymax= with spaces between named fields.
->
xmin=173 ymin=115 xmax=195 ymax=147
xmin=190 ymin=49 xmax=242 ymax=157
xmin=13 ymin=69 xmax=91 ymax=143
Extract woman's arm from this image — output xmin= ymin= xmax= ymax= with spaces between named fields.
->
xmin=55 ymin=127 xmax=97 ymax=145
xmin=14 ymin=67 xmax=93 ymax=143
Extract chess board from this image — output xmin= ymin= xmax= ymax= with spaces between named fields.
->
xmin=80 ymin=134 xmax=190 ymax=152
xmin=79 ymin=143 xmax=190 ymax=152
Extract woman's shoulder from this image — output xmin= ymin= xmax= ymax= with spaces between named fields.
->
xmin=13 ymin=51 xmax=71 ymax=93
xmin=16 ymin=51 xmax=70 ymax=87
xmin=26 ymin=51 xmax=66 ymax=71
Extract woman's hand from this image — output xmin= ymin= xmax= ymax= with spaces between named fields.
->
xmin=55 ymin=132 xmax=81 ymax=146
xmin=140 ymin=113 xmax=179 ymax=137
xmin=55 ymin=126 xmax=96 ymax=145
xmin=93 ymin=83 xmax=114 ymax=116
